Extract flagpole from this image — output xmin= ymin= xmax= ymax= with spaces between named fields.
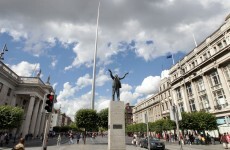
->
xmin=172 ymin=53 xmax=175 ymax=65
xmin=192 ymin=33 xmax=198 ymax=47
xmin=91 ymin=1 xmax=100 ymax=110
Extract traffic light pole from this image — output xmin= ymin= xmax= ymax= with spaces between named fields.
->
xmin=42 ymin=113 xmax=50 ymax=150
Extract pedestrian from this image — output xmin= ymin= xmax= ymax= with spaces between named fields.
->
xmin=68 ymin=132 xmax=74 ymax=144
xmin=76 ymin=133 xmax=80 ymax=144
xmin=227 ymin=132 xmax=230 ymax=148
xmin=57 ymin=134 xmax=61 ymax=146
xmin=13 ymin=138 xmax=25 ymax=150
xmin=221 ymin=133 xmax=228 ymax=149
xmin=132 ymin=135 xmax=136 ymax=146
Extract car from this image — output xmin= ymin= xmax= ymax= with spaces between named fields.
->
xmin=139 ymin=137 xmax=165 ymax=150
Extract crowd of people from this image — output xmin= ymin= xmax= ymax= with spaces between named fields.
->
xmin=131 ymin=131 xmax=230 ymax=149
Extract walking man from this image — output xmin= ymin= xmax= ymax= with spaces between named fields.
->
xmin=57 ymin=134 xmax=61 ymax=146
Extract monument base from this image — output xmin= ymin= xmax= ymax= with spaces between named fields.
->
xmin=108 ymin=101 xmax=126 ymax=150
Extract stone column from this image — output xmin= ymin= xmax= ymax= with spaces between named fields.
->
xmin=181 ymin=84 xmax=190 ymax=112
xmin=191 ymin=81 xmax=200 ymax=111
xmin=217 ymin=67 xmax=230 ymax=104
xmin=22 ymin=95 xmax=35 ymax=138
xmin=39 ymin=113 xmax=46 ymax=136
xmin=34 ymin=101 xmax=43 ymax=137
xmin=202 ymin=75 xmax=215 ymax=110
xmin=10 ymin=95 xmax=17 ymax=106
xmin=29 ymin=98 xmax=40 ymax=136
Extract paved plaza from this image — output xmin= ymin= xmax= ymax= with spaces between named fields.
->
xmin=0 ymin=136 xmax=225 ymax=150
xmin=1 ymin=143 xmax=225 ymax=150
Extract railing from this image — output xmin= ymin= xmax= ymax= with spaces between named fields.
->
xmin=19 ymin=77 xmax=44 ymax=84
xmin=0 ymin=61 xmax=45 ymax=85
xmin=0 ymin=61 xmax=19 ymax=80
xmin=211 ymin=84 xmax=222 ymax=91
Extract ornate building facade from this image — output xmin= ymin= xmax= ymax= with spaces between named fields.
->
xmin=133 ymin=14 xmax=230 ymax=125
xmin=170 ymin=14 xmax=230 ymax=124
xmin=0 ymin=60 xmax=54 ymax=137
xmin=133 ymin=93 xmax=162 ymax=124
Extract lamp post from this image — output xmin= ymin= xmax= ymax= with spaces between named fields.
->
xmin=172 ymin=104 xmax=183 ymax=150
xmin=0 ymin=44 xmax=8 ymax=60
xmin=144 ymin=113 xmax=150 ymax=150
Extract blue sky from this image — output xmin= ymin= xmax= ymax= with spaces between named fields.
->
xmin=0 ymin=0 xmax=230 ymax=119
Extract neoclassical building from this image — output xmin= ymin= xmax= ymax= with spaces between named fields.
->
xmin=133 ymin=93 xmax=162 ymax=124
xmin=0 ymin=60 xmax=54 ymax=137
xmin=133 ymin=14 xmax=230 ymax=125
xmin=170 ymin=14 xmax=230 ymax=124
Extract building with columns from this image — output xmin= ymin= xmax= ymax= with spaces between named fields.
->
xmin=0 ymin=60 xmax=55 ymax=138
xmin=133 ymin=14 xmax=230 ymax=125
xmin=133 ymin=93 xmax=162 ymax=124
xmin=170 ymin=14 xmax=230 ymax=124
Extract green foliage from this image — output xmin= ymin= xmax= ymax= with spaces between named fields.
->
xmin=97 ymin=108 xmax=108 ymax=130
xmin=162 ymin=119 xmax=176 ymax=130
xmin=149 ymin=119 xmax=175 ymax=133
xmin=179 ymin=111 xmax=217 ymax=131
xmin=75 ymin=109 xmax=98 ymax=132
xmin=126 ymin=119 xmax=175 ymax=133
xmin=126 ymin=123 xmax=146 ymax=133
xmin=0 ymin=105 xmax=24 ymax=130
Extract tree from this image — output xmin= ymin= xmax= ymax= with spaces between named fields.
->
xmin=179 ymin=111 xmax=217 ymax=131
xmin=97 ymin=108 xmax=108 ymax=130
xmin=0 ymin=105 xmax=24 ymax=130
xmin=75 ymin=109 xmax=98 ymax=144
xmin=162 ymin=119 xmax=176 ymax=131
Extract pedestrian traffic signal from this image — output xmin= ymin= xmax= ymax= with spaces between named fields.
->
xmin=45 ymin=94 xmax=54 ymax=112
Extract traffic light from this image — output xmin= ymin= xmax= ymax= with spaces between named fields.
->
xmin=45 ymin=94 xmax=54 ymax=112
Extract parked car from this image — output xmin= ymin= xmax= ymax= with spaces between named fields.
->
xmin=139 ymin=137 xmax=165 ymax=150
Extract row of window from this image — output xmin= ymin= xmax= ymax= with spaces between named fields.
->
xmin=172 ymin=37 xmax=229 ymax=81
xmin=0 ymin=82 xmax=12 ymax=96
xmin=174 ymin=65 xmax=230 ymax=112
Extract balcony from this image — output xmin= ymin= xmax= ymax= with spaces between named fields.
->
xmin=214 ymin=102 xmax=228 ymax=110
xmin=211 ymin=84 xmax=222 ymax=91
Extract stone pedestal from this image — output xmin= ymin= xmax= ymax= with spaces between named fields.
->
xmin=108 ymin=101 xmax=125 ymax=150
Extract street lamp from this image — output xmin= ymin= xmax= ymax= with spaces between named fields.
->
xmin=144 ymin=113 xmax=150 ymax=150
xmin=171 ymin=104 xmax=183 ymax=150
xmin=0 ymin=44 xmax=8 ymax=60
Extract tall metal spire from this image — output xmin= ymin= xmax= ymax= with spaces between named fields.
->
xmin=91 ymin=1 xmax=100 ymax=110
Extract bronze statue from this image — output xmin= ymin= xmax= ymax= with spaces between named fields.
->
xmin=108 ymin=69 xmax=129 ymax=101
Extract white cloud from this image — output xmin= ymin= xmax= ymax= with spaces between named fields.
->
xmin=57 ymin=82 xmax=77 ymax=101
xmin=76 ymin=68 xmax=110 ymax=89
xmin=1 ymin=0 xmax=229 ymax=67
xmin=135 ymin=76 xmax=161 ymax=95
xmin=96 ymin=98 xmax=110 ymax=112
xmin=161 ymin=70 xmax=169 ymax=79
xmin=9 ymin=61 xmax=40 ymax=77
xmin=120 ymin=91 xmax=140 ymax=105
xmin=76 ymin=74 xmax=92 ymax=89
xmin=96 ymin=69 xmax=110 ymax=86
xmin=121 ymin=84 xmax=132 ymax=92
xmin=51 ymin=56 xmax=57 ymax=68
